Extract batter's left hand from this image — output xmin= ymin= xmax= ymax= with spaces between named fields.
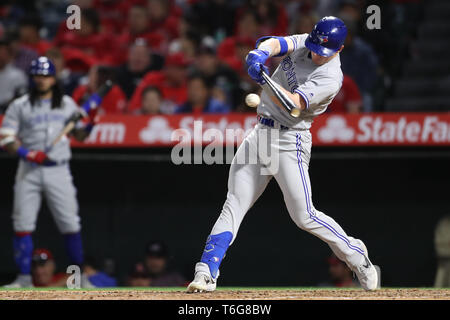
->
xmin=246 ymin=49 xmax=269 ymax=67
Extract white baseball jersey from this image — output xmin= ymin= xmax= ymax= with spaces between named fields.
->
xmin=258 ymin=34 xmax=343 ymax=129
xmin=194 ymin=34 xmax=372 ymax=284
xmin=2 ymin=94 xmax=82 ymax=233
xmin=2 ymin=94 xmax=80 ymax=161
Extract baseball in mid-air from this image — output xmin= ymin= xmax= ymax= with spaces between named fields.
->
xmin=245 ymin=93 xmax=260 ymax=108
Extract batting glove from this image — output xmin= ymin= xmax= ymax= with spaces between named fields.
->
xmin=247 ymin=63 xmax=269 ymax=84
xmin=246 ymin=49 xmax=269 ymax=67
xmin=17 ymin=146 xmax=56 ymax=165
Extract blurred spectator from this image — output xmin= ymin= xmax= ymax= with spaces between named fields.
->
xmin=233 ymin=10 xmax=262 ymax=40
xmin=72 ymin=65 xmax=127 ymax=114
xmin=315 ymin=0 xmax=341 ymax=19
xmin=187 ymin=0 xmax=236 ymax=40
xmin=0 ymin=1 xmax=27 ymax=31
xmin=338 ymin=0 xmax=364 ymax=26
xmin=54 ymin=8 xmax=115 ymax=65
xmin=290 ymin=12 xmax=318 ymax=35
xmin=0 ymin=36 xmax=27 ymax=113
xmin=46 ymin=47 xmax=84 ymax=96
xmin=146 ymin=0 xmax=181 ymax=42
xmin=116 ymin=38 xmax=164 ymax=99
xmin=18 ymin=15 xmax=52 ymax=55
xmin=135 ymin=85 xmax=177 ymax=115
xmin=128 ymin=52 xmax=189 ymax=113
xmin=176 ymin=73 xmax=231 ymax=114
xmin=339 ymin=18 xmax=379 ymax=111
xmin=92 ymin=0 xmax=132 ymax=34
xmin=127 ymin=240 xmax=186 ymax=287
xmin=35 ymin=0 xmax=70 ymax=39
xmin=115 ymin=4 xmax=166 ymax=64
xmin=318 ymin=253 xmax=360 ymax=288
xmin=328 ymin=75 xmax=363 ymax=113
xmin=31 ymin=248 xmax=68 ymax=287
xmin=4 ymin=30 xmax=38 ymax=73
xmin=80 ymin=256 xmax=117 ymax=288
xmin=168 ymin=29 xmax=201 ymax=60
xmin=434 ymin=215 xmax=450 ymax=288
xmin=126 ymin=263 xmax=151 ymax=287
xmin=218 ymin=36 xmax=255 ymax=76
xmin=194 ymin=37 xmax=243 ymax=109
xmin=254 ymin=0 xmax=289 ymax=36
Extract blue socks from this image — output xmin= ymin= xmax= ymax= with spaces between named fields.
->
xmin=63 ymin=232 xmax=84 ymax=266
xmin=13 ymin=232 xmax=84 ymax=273
xmin=13 ymin=233 xmax=33 ymax=275
xmin=200 ymin=232 xmax=233 ymax=279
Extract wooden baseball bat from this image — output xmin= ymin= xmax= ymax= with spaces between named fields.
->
xmin=260 ymin=70 xmax=301 ymax=118
xmin=49 ymin=80 xmax=113 ymax=149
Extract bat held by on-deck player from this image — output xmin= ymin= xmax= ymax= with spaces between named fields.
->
xmin=48 ymin=80 xmax=113 ymax=150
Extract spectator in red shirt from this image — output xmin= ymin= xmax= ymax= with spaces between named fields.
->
xmin=328 ymin=74 xmax=363 ymax=113
xmin=217 ymin=10 xmax=263 ymax=75
xmin=114 ymin=4 xmax=166 ymax=64
xmin=18 ymin=15 xmax=52 ymax=56
xmin=147 ymin=0 xmax=180 ymax=42
xmin=72 ymin=65 xmax=127 ymax=114
xmin=31 ymin=248 xmax=68 ymax=287
xmin=128 ymin=52 xmax=188 ymax=113
xmin=217 ymin=35 xmax=255 ymax=76
xmin=54 ymin=8 xmax=115 ymax=65
xmin=92 ymin=0 xmax=133 ymax=34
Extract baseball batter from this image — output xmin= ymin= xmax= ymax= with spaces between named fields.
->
xmin=0 ymin=57 xmax=97 ymax=288
xmin=187 ymin=17 xmax=379 ymax=292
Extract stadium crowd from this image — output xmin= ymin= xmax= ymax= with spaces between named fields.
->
xmin=0 ymin=0 xmax=420 ymax=116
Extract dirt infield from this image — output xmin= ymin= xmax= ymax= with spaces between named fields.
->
xmin=1 ymin=288 xmax=450 ymax=300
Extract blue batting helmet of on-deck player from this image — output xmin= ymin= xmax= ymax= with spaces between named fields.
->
xmin=305 ymin=16 xmax=347 ymax=57
xmin=29 ymin=56 xmax=56 ymax=76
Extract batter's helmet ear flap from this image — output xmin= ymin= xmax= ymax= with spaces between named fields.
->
xmin=305 ymin=16 xmax=347 ymax=57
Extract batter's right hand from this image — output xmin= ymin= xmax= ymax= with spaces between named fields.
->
xmin=17 ymin=147 xmax=55 ymax=165
xmin=26 ymin=150 xmax=49 ymax=164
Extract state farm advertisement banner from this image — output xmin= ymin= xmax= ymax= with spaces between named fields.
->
xmin=1 ymin=113 xmax=449 ymax=147
xmin=313 ymin=113 xmax=450 ymax=146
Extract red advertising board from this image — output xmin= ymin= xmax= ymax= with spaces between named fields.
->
xmin=1 ymin=113 xmax=449 ymax=147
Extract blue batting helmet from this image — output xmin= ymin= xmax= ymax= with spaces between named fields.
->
xmin=305 ymin=16 xmax=347 ymax=57
xmin=29 ymin=56 xmax=56 ymax=76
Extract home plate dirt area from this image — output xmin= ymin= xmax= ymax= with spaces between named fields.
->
xmin=1 ymin=288 xmax=450 ymax=300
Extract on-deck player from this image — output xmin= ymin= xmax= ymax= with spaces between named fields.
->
xmin=0 ymin=57 xmax=97 ymax=288
xmin=187 ymin=16 xmax=379 ymax=292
